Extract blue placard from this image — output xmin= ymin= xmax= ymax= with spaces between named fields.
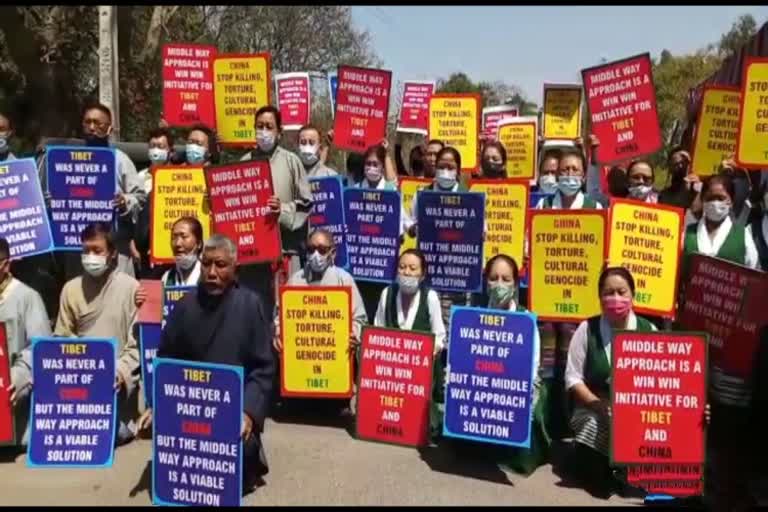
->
xmin=27 ymin=336 xmax=117 ymax=468
xmin=162 ymin=285 xmax=196 ymax=330
xmin=416 ymin=190 xmax=485 ymax=293
xmin=152 ymin=358 xmax=243 ymax=507
xmin=139 ymin=323 xmax=162 ymax=408
xmin=443 ymin=306 xmax=537 ymax=448
xmin=46 ymin=146 xmax=117 ymax=250
xmin=328 ymin=72 xmax=338 ymax=117
xmin=529 ymin=191 xmax=551 ymax=209
xmin=309 ymin=176 xmax=348 ymax=268
xmin=0 ymin=158 xmax=54 ymax=259
xmin=344 ymin=187 xmax=401 ymax=283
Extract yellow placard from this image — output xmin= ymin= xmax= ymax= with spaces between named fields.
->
xmin=399 ymin=177 xmax=431 ymax=254
xmin=692 ymin=87 xmax=741 ymax=176
xmin=469 ymin=179 xmax=528 ymax=267
xmin=736 ymin=59 xmax=768 ymax=168
xmin=280 ymin=286 xmax=352 ymax=398
xmin=498 ymin=120 xmax=538 ymax=179
xmin=607 ymin=200 xmax=683 ymax=318
xmin=529 ymin=211 xmax=605 ymax=322
xmin=543 ymin=85 xmax=582 ymax=139
xmin=428 ymin=94 xmax=480 ymax=172
xmin=213 ymin=54 xmax=271 ymax=145
xmin=150 ymin=166 xmax=211 ymax=264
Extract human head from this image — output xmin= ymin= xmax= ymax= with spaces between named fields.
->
xmin=80 ymin=222 xmax=117 ymax=278
xmin=668 ymin=146 xmax=691 ymax=181
xmin=409 ymin=145 xmax=426 ymax=176
xmin=298 ymin=124 xmax=322 ymax=167
xmin=425 ymin=140 xmax=444 ymax=178
xmin=0 ymin=238 xmax=10 ymax=282
xmin=347 ymin=152 xmax=365 ymax=184
xmin=537 ymin=149 xmax=561 ymax=194
xmin=607 ymin=165 xmax=629 ymax=198
xmin=200 ymin=234 xmax=238 ymax=295
xmin=363 ymin=144 xmax=387 ymax=184
xmin=396 ymin=249 xmax=428 ymax=296
xmin=481 ymin=141 xmax=507 ymax=179
xmin=255 ymin=105 xmax=281 ymax=153
xmin=626 ymin=160 xmax=655 ymax=200
xmin=171 ymin=217 xmax=204 ymax=269
xmin=598 ymin=266 xmax=635 ymax=323
xmin=186 ymin=124 xmax=217 ymax=165
xmin=306 ymin=228 xmax=336 ymax=274
xmin=435 ymin=146 xmax=461 ymax=190
xmin=557 ymin=147 xmax=586 ymax=197
xmin=81 ymin=103 xmax=113 ymax=146
xmin=484 ymin=254 xmax=520 ymax=309
xmin=701 ymin=174 xmax=735 ymax=224
xmin=148 ymin=127 xmax=173 ymax=165
xmin=718 ymin=162 xmax=752 ymax=213
xmin=0 ymin=111 xmax=13 ymax=155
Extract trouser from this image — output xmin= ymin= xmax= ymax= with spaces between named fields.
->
xmin=541 ymin=321 xmax=578 ymax=440
xmin=114 ymin=383 xmax=140 ymax=446
xmin=707 ymin=402 xmax=754 ymax=511
xmin=242 ymin=433 xmax=269 ymax=491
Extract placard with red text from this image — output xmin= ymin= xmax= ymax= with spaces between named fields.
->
xmin=161 ymin=43 xmax=216 ymax=128
xmin=333 ymin=66 xmax=392 ymax=152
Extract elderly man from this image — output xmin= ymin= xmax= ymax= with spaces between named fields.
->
xmin=139 ymin=234 xmax=275 ymax=492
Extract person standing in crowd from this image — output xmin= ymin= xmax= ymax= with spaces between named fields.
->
xmin=353 ymin=143 xmax=399 ymax=190
xmin=0 ymin=238 xmax=51 ymax=446
xmin=718 ymin=158 xmax=754 ymax=226
xmin=0 ymin=110 xmax=16 ymax=161
xmin=298 ymin=125 xmax=338 ymax=178
xmin=54 ymin=222 xmax=140 ymax=446
xmin=479 ymin=141 xmax=507 ymax=179
xmin=184 ymin=124 xmax=218 ymax=167
xmin=536 ymin=149 xmax=561 ymax=196
xmin=658 ymin=147 xmax=699 ymax=209
xmin=138 ymin=234 xmax=275 ymax=493
xmin=423 ymin=139 xmax=444 ymax=179
xmin=625 ymin=160 xmax=658 ymax=204
xmin=536 ymin=147 xmax=603 ymax=210
xmin=160 ymin=217 xmax=204 ymax=286
xmin=750 ymin=181 xmax=768 ymax=270
xmin=394 ymin=139 xmax=426 ymax=177
xmin=604 ymin=164 xmax=629 ymax=201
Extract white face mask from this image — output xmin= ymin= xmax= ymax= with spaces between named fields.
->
xmin=538 ymin=174 xmax=558 ymax=194
xmin=308 ymin=250 xmax=331 ymax=274
xmin=298 ymin=144 xmax=319 ymax=166
xmin=365 ymin=165 xmax=383 ymax=183
xmin=435 ymin=168 xmax=457 ymax=190
xmin=628 ymin=184 xmax=653 ymax=200
xmin=557 ymin=175 xmax=582 ymax=197
xmin=148 ymin=147 xmax=168 ymax=165
xmin=175 ymin=252 xmax=198 ymax=271
xmin=257 ymin=130 xmax=276 ymax=152
xmin=81 ymin=254 xmax=108 ymax=278
xmin=397 ymin=274 xmax=421 ymax=296
xmin=703 ymin=200 xmax=731 ymax=222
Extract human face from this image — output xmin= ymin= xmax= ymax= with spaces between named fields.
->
xmin=298 ymin=128 xmax=321 ymax=148
xmin=0 ymin=114 xmax=12 ymax=139
xmin=483 ymin=147 xmax=503 ymax=166
xmin=628 ymin=163 xmax=653 ymax=187
xmin=436 ymin=152 xmax=458 ymax=172
xmin=487 ymin=258 xmax=516 ymax=288
xmin=398 ymin=253 xmax=424 ymax=278
xmin=200 ymin=246 xmax=236 ymax=295
xmin=425 ymin=143 xmax=442 ymax=172
xmin=82 ymin=234 xmax=115 ymax=261
xmin=187 ymin=129 xmax=210 ymax=151
xmin=256 ymin=112 xmax=280 ymax=138
xmin=149 ymin=135 xmax=171 ymax=151
xmin=171 ymin=221 xmax=200 ymax=257
xmin=599 ymin=274 xmax=633 ymax=301
xmin=669 ymin=151 xmax=690 ymax=178
xmin=540 ymin=157 xmax=559 ymax=178
xmin=558 ymin=155 xmax=584 ymax=178
xmin=307 ymin=232 xmax=335 ymax=261
xmin=82 ymin=108 xmax=112 ymax=139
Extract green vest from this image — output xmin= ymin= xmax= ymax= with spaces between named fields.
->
xmin=683 ymin=223 xmax=746 ymax=266
xmin=384 ymin=284 xmax=432 ymax=333
xmin=543 ymin=193 xmax=597 ymax=209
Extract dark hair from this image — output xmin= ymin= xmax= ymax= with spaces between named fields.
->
xmin=598 ymin=266 xmax=635 ymax=296
xmin=668 ymin=145 xmax=689 ymax=162
xmin=398 ymin=249 xmax=429 ymax=279
xmin=0 ymin=238 xmax=9 ymax=260
xmin=81 ymin=222 xmax=116 ymax=252
xmin=701 ymin=173 xmax=735 ymax=201
xmin=482 ymin=141 xmax=507 ymax=164
xmin=484 ymin=254 xmax=520 ymax=283
xmin=409 ymin=145 xmax=425 ymax=174
xmin=558 ymin=146 xmax=587 ymax=172
xmin=298 ymin=124 xmax=322 ymax=139
xmin=187 ymin=124 xmax=219 ymax=164
xmin=172 ymin=217 xmax=204 ymax=251
xmin=539 ymin=149 xmax=561 ymax=172
xmin=347 ymin=152 xmax=365 ymax=182
xmin=363 ymin=144 xmax=387 ymax=166
xmin=255 ymin=105 xmax=282 ymax=131
xmin=148 ymin=127 xmax=173 ymax=146
xmin=426 ymin=139 xmax=444 ymax=149
xmin=82 ymin=103 xmax=112 ymax=122
xmin=436 ymin=146 xmax=461 ymax=170
xmin=627 ymin=159 xmax=655 ymax=180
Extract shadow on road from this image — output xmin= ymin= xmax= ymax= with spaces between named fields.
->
xmin=269 ymin=399 xmax=355 ymax=435
xmin=417 ymin=443 xmax=514 ymax=486
xmin=129 ymin=460 xmax=152 ymax=500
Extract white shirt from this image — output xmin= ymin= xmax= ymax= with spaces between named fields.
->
xmin=138 ymin=168 xmax=153 ymax=195
xmin=161 ymin=260 xmax=202 ymax=286
xmin=534 ymin=190 xmax=603 ymax=210
xmin=374 ymin=286 xmax=446 ymax=351
xmin=695 ymin=216 xmax=760 ymax=270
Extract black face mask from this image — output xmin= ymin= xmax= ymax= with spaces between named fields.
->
xmin=482 ymin=161 xmax=505 ymax=178
xmin=671 ymin=162 xmax=688 ymax=181
xmin=84 ymin=134 xmax=110 ymax=147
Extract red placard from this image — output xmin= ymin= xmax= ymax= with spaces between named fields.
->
xmin=137 ymin=280 xmax=163 ymax=324
xmin=333 ymin=65 xmax=392 ymax=152
xmin=582 ymin=53 xmax=662 ymax=165
xmin=397 ymin=81 xmax=435 ymax=135
xmin=482 ymin=105 xmax=519 ymax=140
xmin=627 ymin=464 xmax=704 ymax=497
xmin=161 ymin=43 xmax=216 ymax=128
xmin=678 ymin=254 xmax=768 ymax=379
xmin=204 ymin=161 xmax=281 ymax=265
xmin=355 ymin=326 xmax=434 ymax=447
xmin=275 ymin=72 xmax=311 ymax=131
xmin=611 ymin=331 xmax=707 ymax=466
xmin=0 ymin=323 xmax=14 ymax=445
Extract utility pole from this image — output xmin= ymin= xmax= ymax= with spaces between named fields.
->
xmin=98 ymin=6 xmax=120 ymax=140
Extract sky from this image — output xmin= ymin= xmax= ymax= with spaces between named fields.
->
xmin=352 ymin=6 xmax=768 ymax=105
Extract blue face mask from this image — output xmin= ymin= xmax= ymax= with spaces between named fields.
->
xmin=186 ymin=143 xmax=206 ymax=164
xmin=558 ymin=175 xmax=582 ymax=197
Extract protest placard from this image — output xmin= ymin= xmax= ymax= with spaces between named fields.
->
xmin=152 ymin=358 xmax=242 ymax=507
xmin=150 ymin=166 xmax=210 ymax=265
xmin=344 ymin=188 xmax=401 ymax=283
xmin=333 ymin=65 xmax=392 ymax=152
xmin=611 ymin=331 xmax=707 ymax=466
xmin=205 ymin=161 xmax=280 ymax=264
xmin=417 ymin=190 xmax=485 ymax=293
xmin=582 ymin=53 xmax=662 ymax=164
xmin=280 ymin=287 xmax=353 ymax=398
xmin=399 ymin=177 xmax=431 ymax=255
xmin=27 ymin=337 xmax=116 ymax=467
xmin=497 ymin=117 xmax=538 ymax=180
xmin=309 ymin=176 xmax=348 ymax=268
xmin=443 ymin=307 xmax=537 ymax=447
xmin=356 ymin=327 xmax=434 ymax=447
xmin=627 ymin=463 xmax=704 ymax=497
xmin=542 ymin=84 xmax=583 ymax=139
xmin=469 ymin=179 xmax=528 ymax=267
xmin=691 ymin=86 xmax=740 ymax=176
xmin=161 ymin=43 xmax=216 ymax=127
xmin=46 ymin=146 xmax=116 ymax=250
xmin=0 ymin=324 xmax=13 ymax=445
xmin=213 ymin=53 xmax=272 ymax=146
xmin=162 ymin=286 xmax=196 ymax=331
xmin=528 ymin=210 xmax=606 ymax=322
xmin=429 ymin=94 xmax=481 ymax=173
xmin=137 ymin=279 xmax=163 ymax=324
xmin=397 ymin=81 xmax=435 ymax=135
xmin=607 ymin=199 xmax=684 ymax=318
xmin=735 ymin=57 xmax=768 ymax=168
xmin=0 ymin=158 xmax=53 ymax=259
xmin=328 ymin=72 xmax=338 ymax=118
xmin=275 ymin=72 xmax=311 ymax=130
xmin=139 ymin=323 xmax=162 ymax=407
xmin=481 ymin=105 xmax=519 ymax=140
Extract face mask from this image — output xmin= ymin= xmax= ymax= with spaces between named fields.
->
xmin=148 ymin=148 xmax=168 ymax=165
xmin=175 ymin=252 xmax=198 ymax=271
xmin=365 ymin=165 xmax=383 ymax=183
xmin=85 ymin=134 xmax=110 ymax=147
xmin=538 ymin=174 xmax=558 ymax=194
xmin=482 ymin=161 xmax=505 ymax=177
xmin=81 ymin=254 xmax=108 ymax=278
xmin=488 ymin=281 xmax=516 ymax=308
xmin=435 ymin=168 xmax=457 ymax=190
xmin=299 ymin=144 xmax=319 ymax=166
xmin=257 ymin=130 xmax=276 ymax=152
xmin=558 ymin=175 xmax=582 ymax=196
xmin=628 ymin=184 xmax=653 ymax=200
xmin=397 ymin=274 xmax=421 ymax=296
xmin=185 ymin=143 xmax=206 ymax=164
xmin=703 ymin=200 xmax=731 ymax=222
xmin=308 ymin=250 xmax=330 ymax=274
xmin=601 ymin=295 xmax=633 ymax=322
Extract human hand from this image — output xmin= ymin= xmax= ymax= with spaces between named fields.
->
xmin=113 ymin=193 xmax=127 ymax=211
xmin=135 ymin=285 xmax=147 ymax=309
xmin=137 ymin=409 xmax=153 ymax=431
xmin=241 ymin=413 xmax=254 ymax=440
xmin=348 ymin=335 xmax=360 ymax=355
xmin=114 ymin=372 xmax=126 ymax=392
xmin=272 ymin=335 xmax=282 ymax=353
xmin=267 ymin=196 xmax=281 ymax=214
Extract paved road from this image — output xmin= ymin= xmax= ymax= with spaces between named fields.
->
xmin=0 ymin=416 xmax=637 ymax=506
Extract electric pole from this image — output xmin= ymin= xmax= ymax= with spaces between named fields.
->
xmin=98 ymin=6 xmax=120 ymax=140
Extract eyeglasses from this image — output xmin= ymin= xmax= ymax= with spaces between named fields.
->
xmin=308 ymin=245 xmax=333 ymax=255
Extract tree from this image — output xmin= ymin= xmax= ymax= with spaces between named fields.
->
xmin=436 ymin=72 xmax=537 ymax=112
xmin=715 ymin=13 xmax=758 ymax=57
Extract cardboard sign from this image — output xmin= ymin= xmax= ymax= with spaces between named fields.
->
xmin=162 ymin=286 xmax=196 ymax=331
xmin=0 ymin=324 xmax=13 ymax=445
xmin=542 ymin=84 xmax=583 ymax=139
xmin=333 ymin=65 xmax=392 ymax=152
xmin=627 ymin=464 xmax=704 ymax=497
xmin=309 ymin=176 xmax=348 ymax=268
xmin=429 ymin=94 xmax=481 ymax=173
xmin=152 ymin=358 xmax=243 ymax=507
xmin=139 ymin=323 xmax=162 ymax=407
xmin=344 ymin=188 xmax=401 ymax=283
xmin=161 ymin=43 xmax=216 ymax=128
xmin=279 ymin=286 xmax=352 ymax=398
xmin=275 ymin=72 xmax=311 ymax=130
xmin=150 ymin=166 xmax=210 ymax=265
xmin=205 ymin=161 xmax=280 ymax=264
xmin=27 ymin=337 xmax=117 ymax=467
xmin=481 ymin=105 xmax=519 ymax=140
xmin=443 ymin=307 xmax=537 ymax=447
xmin=46 ymin=146 xmax=116 ymax=250
xmin=678 ymin=254 xmax=768 ymax=379
xmin=328 ymin=72 xmax=338 ymax=118
xmin=213 ymin=53 xmax=272 ymax=146
xmin=582 ymin=53 xmax=662 ymax=164
xmin=0 ymin=158 xmax=54 ymax=259
xmin=611 ymin=331 xmax=707 ymax=466
xmin=469 ymin=179 xmax=528 ymax=268
xmin=497 ymin=117 xmax=538 ymax=180
xmin=691 ymin=86 xmax=740 ymax=176
xmin=399 ymin=177 xmax=431 ymax=255
xmin=735 ymin=57 xmax=768 ymax=168
xmin=417 ymin=190 xmax=485 ymax=293
xmin=397 ymin=81 xmax=435 ymax=135
xmin=528 ymin=210 xmax=606 ymax=322
xmin=607 ymin=199 xmax=684 ymax=318
xmin=137 ymin=279 xmax=163 ymax=324
xmin=356 ymin=327 xmax=434 ymax=447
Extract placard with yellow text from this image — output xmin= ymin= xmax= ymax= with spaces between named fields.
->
xmin=399 ymin=177 xmax=432 ymax=254
xmin=543 ymin=84 xmax=582 ymax=139
xmin=692 ymin=86 xmax=741 ymax=176
xmin=428 ymin=94 xmax=480 ymax=173
xmin=469 ymin=179 xmax=529 ymax=268
xmin=497 ymin=117 xmax=538 ymax=180
xmin=736 ymin=57 xmax=768 ymax=169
